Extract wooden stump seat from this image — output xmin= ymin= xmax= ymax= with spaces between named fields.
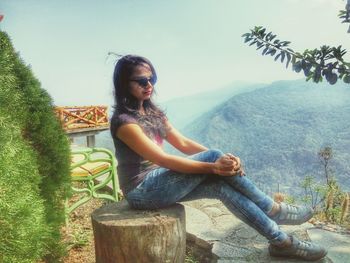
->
xmin=91 ymin=200 xmax=186 ymax=263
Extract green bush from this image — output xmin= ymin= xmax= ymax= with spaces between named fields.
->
xmin=0 ymin=114 xmax=47 ymax=263
xmin=0 ymin=31 xmax=71 ymax=262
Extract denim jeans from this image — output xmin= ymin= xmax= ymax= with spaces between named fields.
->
xmin=126 ymin=149 xmax=289 ymax=245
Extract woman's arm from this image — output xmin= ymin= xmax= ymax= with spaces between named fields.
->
xmin=117 ymin=123 xmax=235 ymax=176
xmin=165 ymin=121 xmax=208 ymax=155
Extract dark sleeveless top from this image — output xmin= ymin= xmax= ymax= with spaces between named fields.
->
xmin=110 ymin=111 xmax=168 ymax=194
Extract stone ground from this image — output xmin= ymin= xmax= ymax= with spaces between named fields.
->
xmin=308 ymin=229 xmax=350 ymax=263
xmin=182 ymin=198 xmax=350 ymax=263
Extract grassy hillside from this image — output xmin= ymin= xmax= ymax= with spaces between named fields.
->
xmin=183 ymin=79 xmax=350 ymax=195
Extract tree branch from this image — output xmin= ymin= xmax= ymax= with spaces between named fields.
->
xmin=242 ymin=26 xmax=350 ymax=85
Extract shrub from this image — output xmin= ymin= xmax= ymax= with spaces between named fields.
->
xmin=0 ymin=30 xmax=71 ymax=262
xmin=0 ymin=114 xmax=47 ymax=263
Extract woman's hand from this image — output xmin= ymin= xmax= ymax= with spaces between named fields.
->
xmin=212 ymin=155 xmax=237 ymax=176
xmin=225 ymin=153 xmax=246 ymax=176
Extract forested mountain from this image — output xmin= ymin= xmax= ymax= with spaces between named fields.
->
xmin=183 ymin=79 xmax=350 ymax=195
xmin=159 ymin=81 xmax=265 ymax=129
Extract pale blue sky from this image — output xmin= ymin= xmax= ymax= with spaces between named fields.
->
xmin=1 ymin=0 xmax=348 ymax=106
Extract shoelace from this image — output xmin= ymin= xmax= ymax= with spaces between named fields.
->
xmin=298 ymin=240 xmax=312 ymax=249
xmin=286 ymin=204 xmax=299 ymax=214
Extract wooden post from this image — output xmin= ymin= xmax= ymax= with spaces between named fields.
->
xmin=87 ymin=135 xmax=95 ymax=147
xmin=91 ymin=200 xmax=186 ymax=263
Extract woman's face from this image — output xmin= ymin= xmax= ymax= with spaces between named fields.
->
xmin=128 ymin=63 xmax=154 ymax=103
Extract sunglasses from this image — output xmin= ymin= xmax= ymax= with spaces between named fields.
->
xmin=129 ymin=76 xmax=156 ymax=88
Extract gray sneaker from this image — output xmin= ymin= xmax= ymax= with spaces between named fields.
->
xmin=269 ymin=236 xmax=327 ymax=261
xmin=272 ymin=202 xmax=314 ymax=225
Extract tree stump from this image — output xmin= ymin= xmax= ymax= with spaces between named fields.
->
xmin=91 ymin=200 xmax=186 ymax=263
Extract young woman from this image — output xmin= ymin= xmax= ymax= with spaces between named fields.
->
xmin=110 ymin=55 xmax=327 ymax=261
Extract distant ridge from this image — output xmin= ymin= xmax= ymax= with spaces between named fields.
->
xmin=159 ymin=81 xmax=266 ymax=129
xmin=183 ymin=79 xmax=350 ymax=194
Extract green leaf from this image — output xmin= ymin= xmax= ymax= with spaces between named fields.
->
xmin=325 ymin=71 xmax=338 ymax=85
xmin=266 ymin=48 xmax=276 ymax=56
xmin=256 ymin=42 xmax=264 ymax=50
xmin=266 ymin=32 xmax=272 ymax=40
xmin=343 ymin=74 xmax=350 ymax=84
xmin=281 ymin=51 xmax=286 ymax=63
xmin=274 ymin=53 xmax=281 ymax=61
xmin=313 ymin=67 xmax=322 ymax=82
xmin=293 ymin=61 xmax=303 ymax=73
xmin=262 ymin=46 xmax=269 ymax=55
xmin=338 ymin=65 xmax=346 ymax=74
xmin=295 ymin=52 xmax=303 ymax=59
xmin=306 ymin=74 xmax=313 ymax=82
xmin=244 ymin=37 xmax=253 ymax=43
xmin=286 ymin=53 xmax=292 ymax=68
xmin=302 ymin=62 xmax=312 ymax=77
xmin=249 ymin=40 xmax=257 ymax=46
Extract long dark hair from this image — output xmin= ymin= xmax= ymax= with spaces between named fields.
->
xmin=111 ymin=55 xmax=168 ymax=137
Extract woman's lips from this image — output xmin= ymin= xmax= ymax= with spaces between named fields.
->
xmin=144 ymin=90 xmax=152 ymax=95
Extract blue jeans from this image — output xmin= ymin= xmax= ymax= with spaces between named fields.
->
xmin=126 ymin=149 xmax=289 ymax=245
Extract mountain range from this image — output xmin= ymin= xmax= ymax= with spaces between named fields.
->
xmin=183 ymin=79 xmax=350 ymax=194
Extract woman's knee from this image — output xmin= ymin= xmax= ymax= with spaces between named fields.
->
xmin=189 ymin=149 xmax=224 ymax=163
xmin=203 ymin=149 xmax=224 ymax=162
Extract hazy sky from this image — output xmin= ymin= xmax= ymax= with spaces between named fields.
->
xmin=1 ymin=0 xmax=348 ymax=106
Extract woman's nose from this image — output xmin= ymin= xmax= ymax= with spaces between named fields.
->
xmin=145 ymin=81 xmax=152 ymax=88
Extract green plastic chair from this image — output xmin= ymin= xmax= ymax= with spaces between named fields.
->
xmin=66 ymin=147 xmax=120 ymax=215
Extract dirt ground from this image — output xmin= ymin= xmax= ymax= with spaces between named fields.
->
xmin=62 ymin=197 xmax=105 ymax=263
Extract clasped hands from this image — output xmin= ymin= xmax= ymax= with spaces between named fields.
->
xmin=213 ymin=153 xmax=245 ymax=177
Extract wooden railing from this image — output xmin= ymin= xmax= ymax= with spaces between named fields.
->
xmin=55 ymin=106 xmax=109 ymax=131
